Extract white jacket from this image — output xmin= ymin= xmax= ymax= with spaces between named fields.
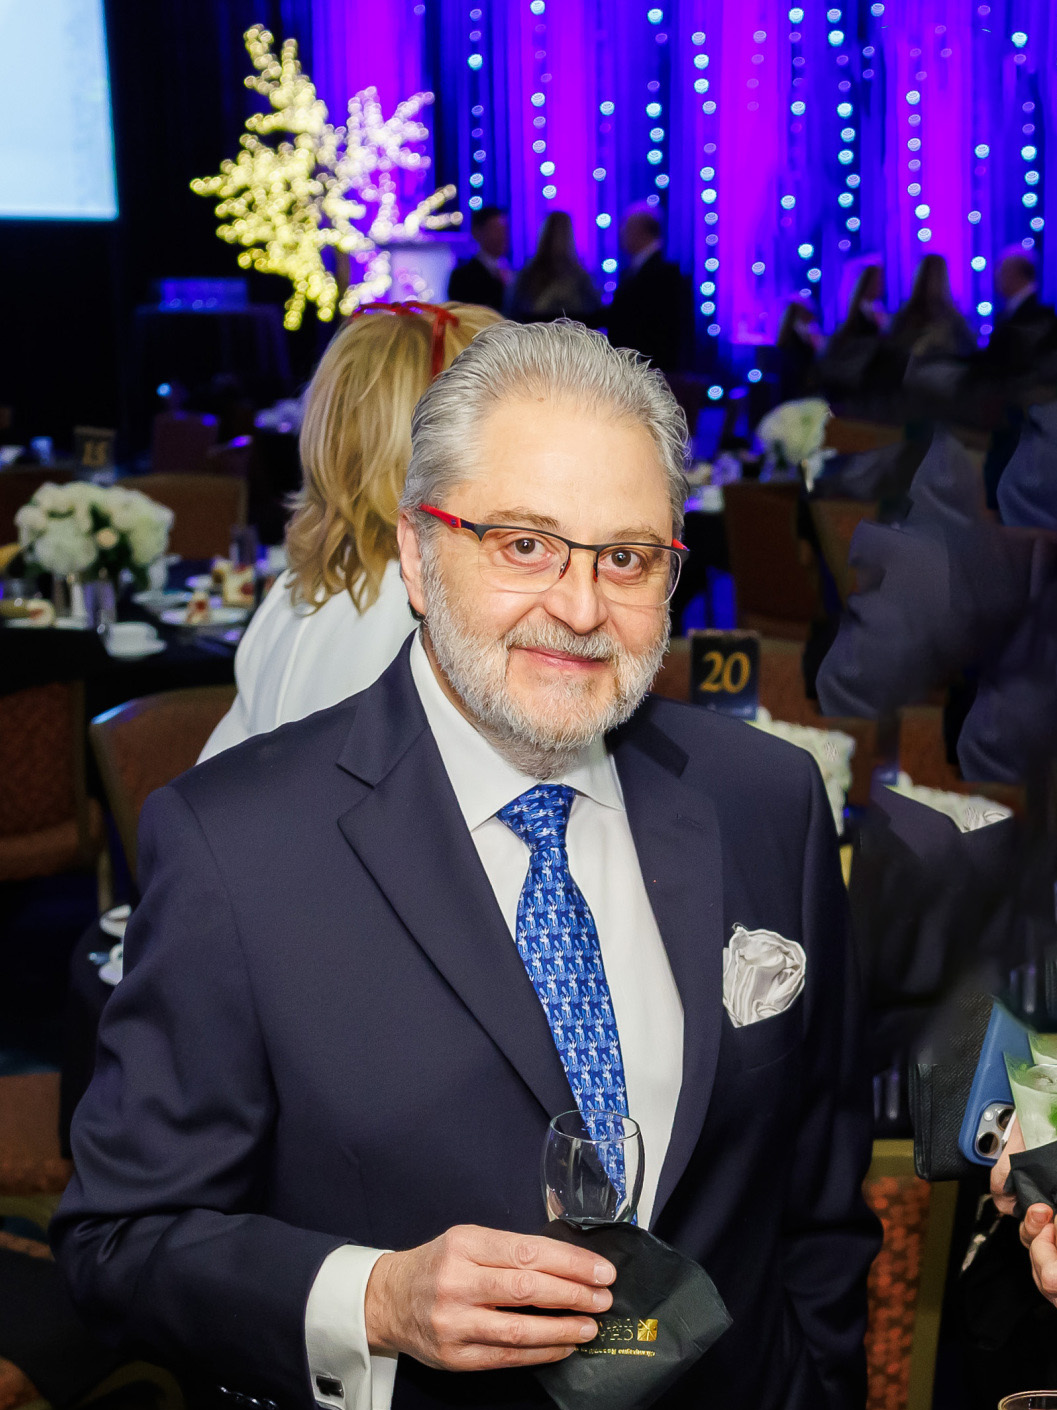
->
xmin=198 ymin=559 xmax=415 ymax=762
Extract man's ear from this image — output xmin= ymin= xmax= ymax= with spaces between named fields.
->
xmin=397 ymin=511 xmax=427 ymax=617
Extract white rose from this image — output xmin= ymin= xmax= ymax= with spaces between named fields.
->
xmin=106 ymin=488 xmax=141 ymax=532
xmin=32 ymin=524 xmax=96 ymax=577
xmin=758 ymin=397 xmax=831 ymax=467
xmin=129 ymin=519 xmax=169 ymax=565
xmin=15 ymin=503 xmax=47 ymax=545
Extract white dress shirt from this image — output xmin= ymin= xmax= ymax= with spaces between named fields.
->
xmin=305 ymin=633 xmax=684 ymax=1410
xmin=198 ymin=560 xmax=415 ymax=763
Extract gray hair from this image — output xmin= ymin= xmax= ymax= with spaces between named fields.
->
xmin=399 ymin=319 xmax=689 ymax=533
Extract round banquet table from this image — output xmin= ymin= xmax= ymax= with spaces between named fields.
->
xmin=0 ymin=611 xmax=237 ymax=718
xmin=0 ymin=565 xmax=238 ymax=717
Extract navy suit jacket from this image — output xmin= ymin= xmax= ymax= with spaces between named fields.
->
xmin=53 ymin=641 xmax=878 ymax=1409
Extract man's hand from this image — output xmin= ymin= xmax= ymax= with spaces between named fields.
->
xmin=990 ymin=1114 xmax=1057 ymax=1304
xmin=364 ymin=1224 xmax=615 ymax=1372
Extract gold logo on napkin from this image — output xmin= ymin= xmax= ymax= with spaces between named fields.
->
xmin=637 ymin=1320 xmax=658 ymax=1342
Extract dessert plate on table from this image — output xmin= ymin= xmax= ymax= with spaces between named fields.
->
xmin=132 ymin=588 xmax=192 ymax=612
xmin=104 ymin=637 xmax=167 ymax=660
xmin=160 ymin=605 xmax=248 ymax=628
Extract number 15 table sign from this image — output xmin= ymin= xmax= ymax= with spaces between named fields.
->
xmin=689 ymin=630 xmax=760 ymax=720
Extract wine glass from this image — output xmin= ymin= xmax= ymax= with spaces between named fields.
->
xmin=999 ymin=1396 xmax=1057 ymax=1409
xmin=542 ymin=1109 xmax=644 ymax=1226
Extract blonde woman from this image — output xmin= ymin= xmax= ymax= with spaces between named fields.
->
xmin=199 ymin=301 xmax=502 ymax=761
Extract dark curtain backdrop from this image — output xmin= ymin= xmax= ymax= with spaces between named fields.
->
xmin=5 ymin=1 xmax=1057 ymax=447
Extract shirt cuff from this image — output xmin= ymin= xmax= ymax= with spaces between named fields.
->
xmin=305 ymin=1244 xmax=399 ymax=1410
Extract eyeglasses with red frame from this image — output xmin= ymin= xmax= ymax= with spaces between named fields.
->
xmin=418 ymin=504 xmax=689 ymax=608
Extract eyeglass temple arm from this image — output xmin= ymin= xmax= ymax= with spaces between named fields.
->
xmin=421 ymin=504 xmax=688 ymax=554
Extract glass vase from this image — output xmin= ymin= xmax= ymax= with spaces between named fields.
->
xmin=82 ymin=571 xmax=117 ymax=630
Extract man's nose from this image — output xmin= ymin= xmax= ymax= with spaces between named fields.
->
xmin=538 ymin=549 xmax=610 ymax=635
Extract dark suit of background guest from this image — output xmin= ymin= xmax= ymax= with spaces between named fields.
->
xmin=53 ymin=643 xmax=878 ymax=1410
xmin=446 ymin=256 xmax=505 ymax=314
xmin=446 ymin=205 xmax=510 ymax=314
xmin=981 ymin=291 xmax=1057 ymax=381
xmin=605 ymin=249 xmax=694 ymax=374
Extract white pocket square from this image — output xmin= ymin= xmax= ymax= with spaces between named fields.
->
xmin=722 ymin=925 xmax=806 ymax=1028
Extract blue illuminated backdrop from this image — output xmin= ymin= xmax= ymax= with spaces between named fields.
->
xmin=304 ymin=0 xmax=1057 ymax=362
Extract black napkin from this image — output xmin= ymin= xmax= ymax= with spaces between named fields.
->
xmin=1005 ymin=1139 xmax=1057 ymax=1219
xmin=533 ymin=1220 xmax=731 ymax=1410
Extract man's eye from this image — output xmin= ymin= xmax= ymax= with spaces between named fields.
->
xmin=513 ymin=537 xmax=541 ymax=556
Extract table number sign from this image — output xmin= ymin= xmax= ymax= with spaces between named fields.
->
xmin=690 ymin=630 xmax=760 ymax=720
xmin=74 ymin=426 xmax=116 ymax=471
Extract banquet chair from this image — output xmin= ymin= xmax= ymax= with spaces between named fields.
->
xmin=132 ymin=473 xmax=247 ymax=560
xmin=651 ymin=637 xmax=880 ymax=808
xmin=89 ymin=685 xmax=236 ymax=882
xmin=824 ymin=418 xmax=904 ymax=456
xmin=862 ymin=1139 xmax=957 ymax=1410
xmin=0 ymin=683 xmax=106 ymax=894
xmin=0 ymin=1072 xmax=71 ymax=1233
xmin=722 ymin=482 xmax=823 ymax=640
xmin=897 ymin=705 xmax=1025 ymax=815
xmin=809 ymin=498 xmax=879 ymax=605
xmin=149 ymin=411 xmax=218 ymax=475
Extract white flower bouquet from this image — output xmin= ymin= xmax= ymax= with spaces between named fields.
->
xmin=756 ymin=397 xmax=834 ymax=490
xmin=749 ymin=707 xmax=856 ymax=836
xmin=887 ymin=773 xmax=1013 ymax=833
xmin=15 ymin=482 xmax=174 ymax=590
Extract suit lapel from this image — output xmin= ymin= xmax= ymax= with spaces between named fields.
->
xmin=335 ymin=648 xmax=575 ymax=1122
xmin=612 ymin=709 xmax=725 ymax=1221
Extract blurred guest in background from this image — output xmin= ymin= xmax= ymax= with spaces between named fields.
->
xmin=775 ymin=298 xmax=824 ymax=403
xmin=447 ymin=206 xmax=511 ymax=313
xmin=889 ymin=254 xmax=976 ymax=359
xmin=605 ymin=204 xmax=694 ymax=373
xmin=818 ymin=264 xmax=895 ymax=406
xmin=980 ymin=250 xmax=1057 ymax=380
xmin=199 ymin=301 xmax=502 ymax=761
xmin=835 ymin=263 xmax=890 ymax=341
xmin=507 ymin=211 xmax=602 ymax=324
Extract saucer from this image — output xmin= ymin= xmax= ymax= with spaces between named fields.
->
xmin=99 ymin=904 xmax=131 ymax=939
xmin=104 ymin=638 xmax=166 ymax=660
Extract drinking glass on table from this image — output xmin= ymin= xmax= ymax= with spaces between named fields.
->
xmin=999 ymin=1394 xmax=1057 ymax=1408
xmin=542 ymin=1110 xmax=643 ymax=1226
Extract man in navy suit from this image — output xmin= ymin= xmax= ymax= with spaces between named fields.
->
xmin=447 ymin=206 xmax=511 ymax=313
xmin=54 ymin=322 xmax=878 ymax=1410
xmin=605 ymin=207 xmax=694 ymax=374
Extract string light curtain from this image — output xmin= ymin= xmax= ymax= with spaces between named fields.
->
xmin=304 ymin=0 xmax=1057 ymax=356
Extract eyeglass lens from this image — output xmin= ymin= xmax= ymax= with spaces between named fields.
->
xmin=477 ymin=528 xmax=681 ymax=605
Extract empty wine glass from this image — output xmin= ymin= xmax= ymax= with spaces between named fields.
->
xmin=542 ymin=1109 xmax=644 ymax=1226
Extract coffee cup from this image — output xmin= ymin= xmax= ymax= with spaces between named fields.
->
xmin=106 ymin=621 xmax=159 ymax=651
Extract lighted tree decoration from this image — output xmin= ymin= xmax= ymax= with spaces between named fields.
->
xmin=191 ymin=25 xmax=460 ymax=330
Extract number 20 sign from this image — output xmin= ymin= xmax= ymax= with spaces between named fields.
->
xmin=689 ymin=630 xmax=760 ymax=720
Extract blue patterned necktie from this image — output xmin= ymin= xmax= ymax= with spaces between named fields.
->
xmin=497 ymin=784 xmax=629 ymax=1197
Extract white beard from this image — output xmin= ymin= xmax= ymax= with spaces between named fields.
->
xmin=419 ymin=549 xmax=669 ymax=779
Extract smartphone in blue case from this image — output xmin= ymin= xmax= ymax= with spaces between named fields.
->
xmin=958 ymin=1002 xmax=1033 ymax=1165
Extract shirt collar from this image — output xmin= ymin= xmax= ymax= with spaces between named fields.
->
xmin=474 ymin=249 xmax=507 ymax=277
xmin=1006 ymin=283 xmax=1037 ymax=315
xmin=409 ymin=631 xmax=623 ymax=831
xmin=630 ymin=240 xmax=663 ymax=274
